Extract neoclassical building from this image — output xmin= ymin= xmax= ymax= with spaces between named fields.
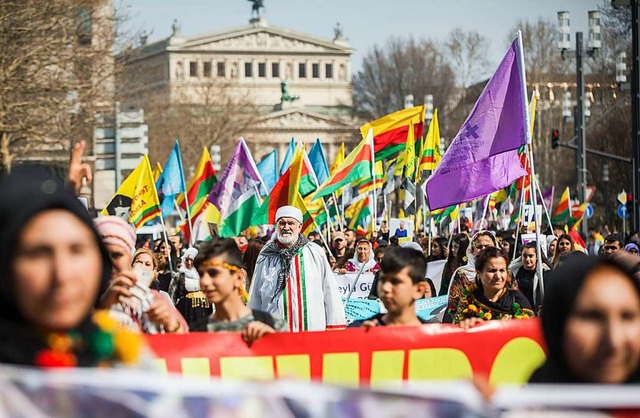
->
xmin=120 ymin=16 xmax=360 ymax=165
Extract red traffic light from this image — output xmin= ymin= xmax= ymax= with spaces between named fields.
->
xmin=552 ymin=129 xmax=559 ymax=136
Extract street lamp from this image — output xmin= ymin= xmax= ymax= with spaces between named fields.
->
xmin=562 ymin=91 xmax=572 ymax=121
xmin=557 ymin=10 xmax=601 ymax=236
xmin=617 ymin=51 xmax=630 ymax=92
xmin=424 ymin=94 xmax=434 ymax=120
xmin=404 ymin=94 xmax=414 ymax=109
xmin=210 ymin=144 xmax=221 ymax=172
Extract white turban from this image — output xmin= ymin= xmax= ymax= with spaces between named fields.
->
xmin=182 ymin=247 xmax=198 ymax=262
xmin=275 ymin=205 xmax=303 ymax=224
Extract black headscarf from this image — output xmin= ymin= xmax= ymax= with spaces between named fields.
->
xmin=0 ymin=166 xmax=112 ymax=365
xmin=529 ymin=256 xmax=640 ymax=384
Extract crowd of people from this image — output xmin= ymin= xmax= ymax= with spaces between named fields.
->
xmin=1 ymin=158 xmax=639 ymax=388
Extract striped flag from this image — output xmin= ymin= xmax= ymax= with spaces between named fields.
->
xmin=177 ymin=147 xmax=217 ymax=218
xmin=360 ymin=105 xmax=425 ymax=161
xmin=551 ymin=187 xmax=571 ymax=224
xmin=102 ymin=155 xmax=161 ymax=229
xmin=312 ymin=130 xmax=374 ymax=201
xmin=419 ymin=109 xmax=441 ymax=174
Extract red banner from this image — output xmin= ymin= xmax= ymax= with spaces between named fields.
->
xmin=146 ymin=319 xmax=546 ymax=387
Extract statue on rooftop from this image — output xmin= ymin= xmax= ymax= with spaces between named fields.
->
xmin=280 ymin=80 xmax=300 ymax=104
xmin=171 ymin=19 xmax=181 ymax=36
xmin=248 ymin=0 xmax=265 ymax=19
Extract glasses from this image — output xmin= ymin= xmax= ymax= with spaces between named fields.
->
xmin=334 ymin=238 xmax=344 ymax=242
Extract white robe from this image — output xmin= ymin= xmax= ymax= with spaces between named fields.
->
xmin=248 ymin=241 xmax=346 ymax=332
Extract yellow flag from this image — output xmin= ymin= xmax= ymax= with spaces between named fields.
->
xmin=418 ymin=109 xmax=441 ymax=175
xmin=394 ymin=152 xmax=405 ymax=177
xmin=152 ymin=162 xmax=163 ymax=182
xmin=450 ymin=205 xmax=460 ymax=222
xmin=329 ymin=143 xmax=345 ymax=175
xmin=529 ymin=93 xmax=537 ymax=137
xmin=403 ymin=120 xmax=415 ymax=180
xmin=102 ymin=155 xmax=161 ymax=228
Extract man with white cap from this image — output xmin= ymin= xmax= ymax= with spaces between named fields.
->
xmin=248 ymin=205 xmax=346 ymax=332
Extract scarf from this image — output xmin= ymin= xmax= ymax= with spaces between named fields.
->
xmin=261 ymin=234 xmax=310 ymax=301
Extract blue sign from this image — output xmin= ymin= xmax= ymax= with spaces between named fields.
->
xmin=584 ymin=203 xmax=594 ymax=219
xmin=617 ymin=204 xmax=630 ymax=219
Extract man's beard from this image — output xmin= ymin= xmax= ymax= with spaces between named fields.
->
xmin=276 ymin=230 xmax=299 ymax=246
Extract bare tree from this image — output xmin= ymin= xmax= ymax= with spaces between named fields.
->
xmin=142 ymin=80 xmax=260 ymax=171
xmin=352 ymin=36 xmax=455 ymax=124
xmin=0 ymin=0 xmax=120 ymax=172
xmin=511 ymin=18 xmax=571 ymax=83
xmin=445 ymin=28 xmax=491 ymax=89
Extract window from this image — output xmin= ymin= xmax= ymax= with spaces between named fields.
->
xmin=244 ymin=62 xmax=253 ymax=78
xmin=298 ymin=63 xmax=307 ymax=78
xmin=76 ymin=8 xmax=92 ymax=46
xmin=203 ymin=62 xmax=211 ymax=77
xmin=312 ymin=63 xmax=320 ymax=78
xmin=272 ymin=62 xmax=280 ymax=78
xmin=122 ymin=153 xmax=143 ymax=160
xmin=189 ymin=61 xmax=197 ymax=77
xmin=258 ymin=62 xmax=266 ymax=78
xmin=325 ymin=63 xmax=333 ymax=79
xmin=217 ymin=62 xmax=226 ymax=77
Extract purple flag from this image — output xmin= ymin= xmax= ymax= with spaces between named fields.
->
xmin=207 ymin=138 xmax=264 ymax=217
xmin=425 ymin=35 xmax=528 ymax=210
xmin=541 ymin=186 xmax=555 ymax=215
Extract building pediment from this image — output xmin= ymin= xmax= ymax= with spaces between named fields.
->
xmin=171 ymin=25 xmax=353 ymax=55
xmin=255 ymin=108 xmax=357 ymax=131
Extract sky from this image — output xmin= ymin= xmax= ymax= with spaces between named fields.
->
xmin=122 ymin=0 xmax=603 ymax=80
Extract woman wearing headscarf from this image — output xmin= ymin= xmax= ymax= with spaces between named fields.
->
xmin=343 ymin=239 xmax=379 ymax=274
xmin=0 ymin=166 xmax=145 ymax=367
xmin=546 ymin=235 xmax=558 ymax=263
xmin=509 ymin=241 xmax=550 ymax=312
xmin=444 ymin=231 xmax=499 ymax=322
xmin=624 ymin=242 xmax=640 ymax=255
xmin=172 ymin=247 xmax=213 ymax=327
xmin=529 ymin=256 xmax=640 ymax=384
xmin=453 ymin=247 xmax=534 ymax=327
xmin=96 ymin=217 xmax=188 ymax=334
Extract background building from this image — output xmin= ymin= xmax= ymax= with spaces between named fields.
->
xmin=120 ymin=15 xmax=360 ymax=171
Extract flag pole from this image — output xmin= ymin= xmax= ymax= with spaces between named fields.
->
xmin=535 ymin=178 xmax=555 ymax=233
xmin=480 ymin=194 xmax=490 ymax=230
xmin=517 ymin=32 xmax=544 ymax=302
xmin=369 ymin=129 xmax=378 ymax=236
xmin=158 ymin=213 xmax=175 ymax=275
xmin=513 ymin=177 xmax=527 ymax=259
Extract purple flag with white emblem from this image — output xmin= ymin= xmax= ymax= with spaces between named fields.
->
xmin=425 ymin=33 xmax=528 ymax=210
xmin=207 ymin=138 xmax=265 ymax=237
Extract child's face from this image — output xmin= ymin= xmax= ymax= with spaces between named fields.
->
xmin=377 ymin=266 xmax=425 ymax=315
xmin=198 ymin=255 xmax=243 ymax=304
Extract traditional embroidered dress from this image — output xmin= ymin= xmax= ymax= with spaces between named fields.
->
xmin=446 ymin=259 xmax=477 ymax=320
xmin=452 ymin=283 xmax=535 ymax=324
xmin=248 ymin=237 xmax=346 ymax=332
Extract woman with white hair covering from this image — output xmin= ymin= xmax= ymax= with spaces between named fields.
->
xmin=172 ymin=247 xmax=212 ymax=327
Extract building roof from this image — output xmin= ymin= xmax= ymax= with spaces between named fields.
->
xmin=124 ymin=21 xmax=353 ymax=62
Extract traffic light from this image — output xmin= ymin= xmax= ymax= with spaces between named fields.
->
xmin=551 ymin=128 xmax=560 ymax=149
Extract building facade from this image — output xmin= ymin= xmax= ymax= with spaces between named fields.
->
xmin=121 ymin=17 xmax=360 ymax=167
